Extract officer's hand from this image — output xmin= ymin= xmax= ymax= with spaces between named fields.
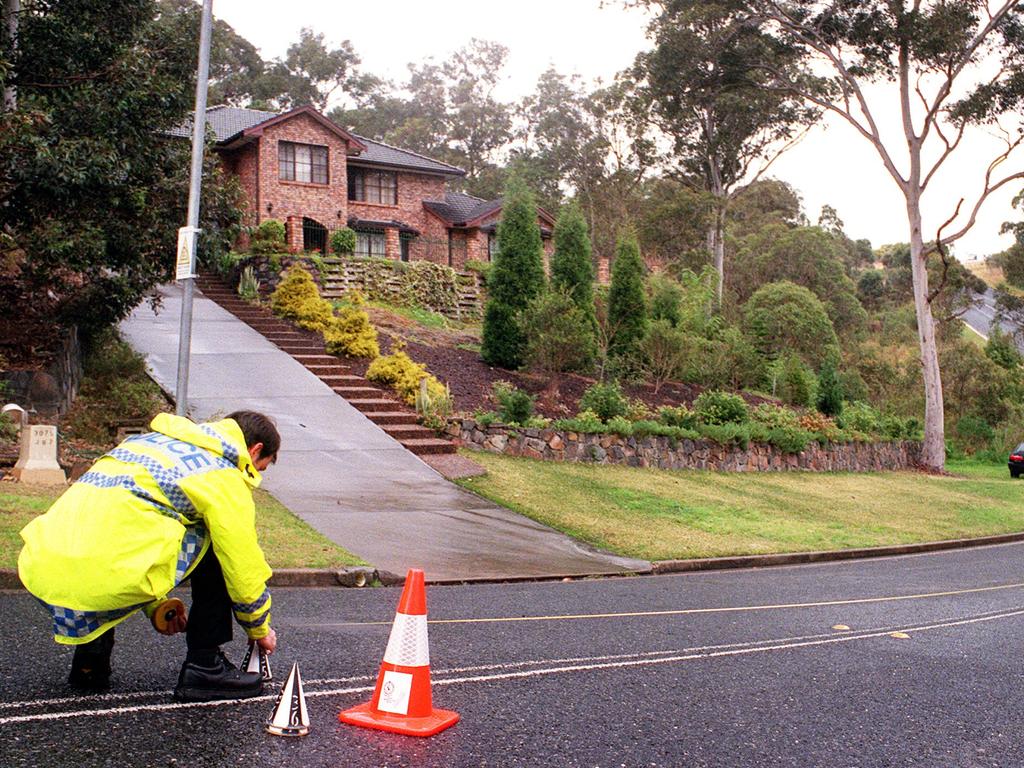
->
xmin=160 ymin=612 xmax=188 ymax=636
xmin=257 ymin=627 xmax=277 ymax=655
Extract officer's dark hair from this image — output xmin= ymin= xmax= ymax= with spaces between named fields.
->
xmin=226 ymin=411 xmax=280 ymax=462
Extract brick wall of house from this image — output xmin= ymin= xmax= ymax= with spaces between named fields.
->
xmin=224 ymin=143 xmax=260 ymax=228
xmin=419 ymin=210 xmax=450 ymax=264
xmin=348 ymin=170 xmax=448 ymax=260
xmin=256 ymin=114 xmax=352 ymax=248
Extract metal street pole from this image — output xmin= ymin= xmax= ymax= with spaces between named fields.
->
xmin=174 ymin=0 xmax=214 ymax=417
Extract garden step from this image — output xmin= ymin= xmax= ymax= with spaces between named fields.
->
xmin=399 ymin=438 xmax=456 ymax=456
xmin=318 ymin=375 xmax=361 ymax=386
xmin=333 ymin=386 xmax=386 ymax=398
xmin=292 ymin=354 xmax=341 ymax=365
xmin=306 ymin=366 xmax=354 ymax=377
xmin=362 ymin=411 xmax=418 ymax=425
xmin=348 ymin=398 xmax=399 ymax=413
xmin=276 ymin=345 xmax=326 ymax=353
xmin=382 ymin=424 xmax=435 ymax=440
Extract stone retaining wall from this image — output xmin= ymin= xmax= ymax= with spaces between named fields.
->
xmin=448 ymin=419 xmax=921 ymax=472
xmin=1 ymin=328 xmax=82 ymax=416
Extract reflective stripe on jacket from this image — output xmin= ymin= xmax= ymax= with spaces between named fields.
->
xmin=18 ymin=413 xmax=273 ymax=645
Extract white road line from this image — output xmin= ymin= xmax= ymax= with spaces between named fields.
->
xmin=3 ymin=608 xmax=1023 ymax=726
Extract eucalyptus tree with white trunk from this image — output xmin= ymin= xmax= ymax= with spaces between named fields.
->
xmin=744 ymin=0 xmax=1024 ymax=471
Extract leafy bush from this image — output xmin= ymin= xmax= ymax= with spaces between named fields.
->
xmin=648 ymin=273 xmax=683 ymax=327
xmin=641 ymin=319 xmax=689 ymax=393
xmin=296 ymin=296 xmax=335 ymax=333
xmin=697 ymin=422 xmax=751 ymax=447
xmin=579 ymin=381 xmax=629 ymax=422
xmin=751 ymin=403 xmax=801 ymax=430
xmin=270 ymin=265 xmax=320 ymax=319
xmin=658 ymin=405 xmax=700 ymax=430
xmin=742 ymin=281 xmax=840 ymax=368
xmin=606 ymin=416 xmax=635 ymax=437
xmin=251 ymin=219 xmax=286 ymax=256
xmin=985 ymin=327 xmax=1021 ymax=370
xmin=366 ymin=348 xmax=447 ymax=406
xmin=330 ymin=227 xmax=356 ymax=256
xmin=694 ymin=390 xmax=748 ymax=425
xmin=770 ymin=353 xmax=818 ymax=408
xmin=798 ymin=411 xmax=843 ymax=444
xmin=838 ymin=401 xmax=881 ymax=433
xmin=553 ymin=410 xmax=606 ymax=433
xmin=521 ymin=290 xmax=594 ymax=378
xmin=324 ymin=295 xmax=379 ymax=358
xmin=765 ymin=425 xmax=814 ymax=453
xmin=416 ymin=380 xmax=453 ymax=431
xmin=492 ymin=381 xmax=535 ymax=425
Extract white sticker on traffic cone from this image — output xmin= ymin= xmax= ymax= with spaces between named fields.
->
xmin=242 ymin=642 xmax=273 ymax=681
xmin=266 ymin=662 xmax=309 ymax=737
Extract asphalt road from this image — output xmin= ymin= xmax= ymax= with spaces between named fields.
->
xmin=962 ymin=288 xmax=1024 ymax=353
xmin=5 ymin=542 xmax=1024 ymax=767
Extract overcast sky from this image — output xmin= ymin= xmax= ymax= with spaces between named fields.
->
xmin=212 ymin=0 xmax=1021 ymax=259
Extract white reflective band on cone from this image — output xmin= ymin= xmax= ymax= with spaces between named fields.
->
xmin=382 ymin=613 xmax=430 ymax=667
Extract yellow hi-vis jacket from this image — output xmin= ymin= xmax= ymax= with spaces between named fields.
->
xmin=18 ymin=413 xmax=273 ymax=645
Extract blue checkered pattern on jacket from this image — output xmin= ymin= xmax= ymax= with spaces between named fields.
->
xmin=43 ymin=599 xmax=145 ymax=639
xmin=200 ymin=425 xmax=240 ymax=466
xmin=233 ymin=588 xmax=270 ymax=615
xmin=76 ymin=472 xmax=183 ymax=522
xmin=106 ymin=448 xmax=198 ymax=517
xmin=175 ymin=525 xmax=207 ymax=582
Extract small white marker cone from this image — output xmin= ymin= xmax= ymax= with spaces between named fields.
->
xmin=266 ymin=662 xmax=309 ymax=737
xmin=242 ymin=642 xmax=273 ymax=681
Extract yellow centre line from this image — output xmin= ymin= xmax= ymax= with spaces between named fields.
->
xmin=340 ymin=581 xmax=1024 ymax=626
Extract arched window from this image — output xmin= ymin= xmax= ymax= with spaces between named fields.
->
xmin=302 ymin=218 xmax=327 ymax=253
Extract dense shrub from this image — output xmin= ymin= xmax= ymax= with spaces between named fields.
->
xmin=270 ymin=265 xmax=320 ymax=319
xmin=521 ymin=290 xmax=594 ymax=378
xmin=817 ymin=357 xmax=844 ymax=416
xmin=330 ymin=227 xmax=356 ymax=256
xmin=658 ymin=405 xmax=700 ymax=430
xmin=775 ymin=354 xmax=818 ymax=408
xmin=552 ymin=410 xmax=606 ymax=433
xmin=694 ymin=390 xmax=748 ymax=426
xmin=751 ymin=403 xmax=801 ymax=430
xmin=648 ymin=274 xmax=683 ymax=327
xmin=838 ymin=401 xmax=881 ymax=433
xmin=695 ymin=327 xmax=763 ymax=391
xmin=985 ymin=327 xmax=1021 ymax=370
xmin=492 ymin=381 xmax=535 ymax=425
xmin=296 ymin=297 xmax=335 ymax=333
xmin=251 ymin=219 xmax=287 ymax=256
xmin=697 ymin=422 xmax=751 ymax=447
xmin=742 ymin=281 xmax=839 ymax=368
xmin=579 ymin=381 xmax=629 ymax=422
xmin=366 ymin=348 xmax=447 ymax=406
xmin=641 ymin=320 xmax=689 ymax=393
xmin=324 ymin=295 xmax=379 ymax=358
xmin=765 ymin=426 xmax=814 ymax=453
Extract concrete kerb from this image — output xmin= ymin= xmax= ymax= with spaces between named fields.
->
xmin=5 ymin=530 xmax=1024 ymax=590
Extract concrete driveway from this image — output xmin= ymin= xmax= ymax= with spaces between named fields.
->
xmin=118 ymin=284 xmax=649 ymax=582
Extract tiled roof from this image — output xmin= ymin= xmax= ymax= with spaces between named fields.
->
xmin=167 ymin=106 xmax=464 ymax=176
xmin=423 ymin=192 xmax=501 ymax=225
xmin=350 ymin=135 xmax=464 ymax=177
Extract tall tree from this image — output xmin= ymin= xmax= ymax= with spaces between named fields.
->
xmin=480 ymin=177 xmax=546 ymax=368
xmin=632 ymin=0 xmax=817 ymax=304
xmin=747 ymin=0 xmax=1024 ymax=470
xmin=550 ymin=202 xmax=597 ymax=330
xmin=608 ymin=232 xmax=648 ymax=361
xmin=0 ymin=0 xmax=241 ymax=339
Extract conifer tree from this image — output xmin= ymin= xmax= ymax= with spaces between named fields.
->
xmin=551 ymin=202 xmax=596 ymax=327
xmin=608 ymin=232 xmax=647 ymax=362
xmin=817 ymin=357 xmax=844 ymax=418
xmin=481 ymin=176 xmax=546 ymax=368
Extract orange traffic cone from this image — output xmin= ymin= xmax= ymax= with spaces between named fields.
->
xmin=338 ymin=568 xmax=459 ymax=737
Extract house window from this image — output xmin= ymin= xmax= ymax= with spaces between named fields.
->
xmin=279 ymin=142 xmax=328 ymax=184
xmin=348 ymin=168 xmax=397 ymax=205
xmin=355 ymin=230 xmax=386 ymax=259
xmin=487 ymin=233 xmax=498 ymax=262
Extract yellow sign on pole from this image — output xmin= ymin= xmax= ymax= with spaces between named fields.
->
xmin=175 ymin=226 xmax=201 ymax=281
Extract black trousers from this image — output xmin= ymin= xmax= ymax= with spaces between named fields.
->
xmin=184 ymin=545 xmax=233 ymax=652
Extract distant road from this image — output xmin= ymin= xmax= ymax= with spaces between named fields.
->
xmin=962 ymin=287 xmax=1024 ymax=352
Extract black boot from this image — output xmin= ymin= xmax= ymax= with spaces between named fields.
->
xmin=69 ymin=630 xmax=114 ymax=692
xmin=173 ymin=649 xmax=262 ymax=702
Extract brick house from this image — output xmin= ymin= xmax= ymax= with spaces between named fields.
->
xmin=172 ymin=105 xmax=556 ymax=270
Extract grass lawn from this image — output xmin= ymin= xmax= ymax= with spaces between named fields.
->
xmin=0 ymin=485 xmax=364 ymax=570
xmin=962 ymin=320 xmax=987 ymax=347
xmin=456 ymin=450 xmax=1024 ymax=561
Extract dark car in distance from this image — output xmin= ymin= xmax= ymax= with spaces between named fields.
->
xmin=1009 ymin=444 xmax=1024 ymax=478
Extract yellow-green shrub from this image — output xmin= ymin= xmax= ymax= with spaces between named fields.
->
xmin=366 ymin=349 xmax=447 ymax=406
xmin=324 ymin=303 xmax=379 ymax=358
xmin=270 ymin=265 xmax=319 ymax=319
xmin=296 ymin=296 xmax=335 ymax=333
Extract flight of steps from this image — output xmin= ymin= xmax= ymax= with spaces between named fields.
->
xmin=194 ymin=277 xmax=455 ymax=456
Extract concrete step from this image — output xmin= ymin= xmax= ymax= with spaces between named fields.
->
xmin=382 ymin=424 xmax=436 ymax=440
xmin=333 ymin=386 xmax=386 ymax=398
xmin=292 ymin=354 xmax=341 ymax=365
xmin=348 ymin=398 xmax=399 ymax=413
xmin=362 ymin=411 xmax=418 ymax=425
xmin=399 ymin=438 xmax=456 ymax=455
